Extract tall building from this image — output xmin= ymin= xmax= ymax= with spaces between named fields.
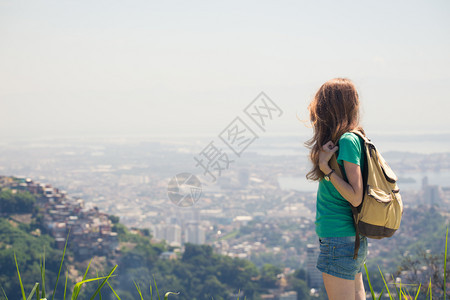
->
xmin=238 ymin=168 xmax=250 ymax=188
xmin=152 ymin=224 xmax=166 ymax=241
xmin=184 ymin=221 xmax=205 ymax=244
xmin=422 ymin=176 xmax=429 ymax=188
xmin=166 ymin=224 xmax=182 ymax=246
xmin=423 ymin=185 xmax=442 ymax=205
xmin=422 ymin=176 xmax=442 ymax=205
xmin=152 ymin=223 xmax=182 ymax=246
xmin=306 ymin=244 xmax=323 ymax=289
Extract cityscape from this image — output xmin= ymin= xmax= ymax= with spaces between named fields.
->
xmin=0 ymin=133 xmax=449 ymax=298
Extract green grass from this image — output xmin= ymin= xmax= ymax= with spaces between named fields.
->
xmin=219 ymin=229 xmax=239 ymax=241
xmin=4 ymin=232 xmax=179 ymax=300
xmin=365 ymin=227 xmax=448 ymax=300
xmin=10 ymin=233 xmax=119 ymax=300
xmin=3 ymin=228 xmax=448 ymax=299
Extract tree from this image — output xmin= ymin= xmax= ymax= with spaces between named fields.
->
xmin=260 ymin=264 xmax=282 ymax=288
xmin=288 ymin=276 xmax=311 ymax=300
xmin=0 ymin=189 xmax=36 ymax=213
xmin=0 ymin=219 xmax=64 ymax=299
xmin=108 ymin=214 xmax=120 ymax=224
xmin=293 ymin=268 xmax=307 ymax=281
xmin=199 ymin=276 xmax=228 ymax=300
xmin=396 ymin=249 xmax=449 ymax=298
xmin=182 ymin=243 xmax=213 ymax=264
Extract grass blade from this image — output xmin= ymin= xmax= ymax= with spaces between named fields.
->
xmin=444 ymin=227 xmax=448 ymax=300
xmin=364 ymin=264 xmax=376 ymax=300
xmin=150 ymin=282 xmax=153 ymax=300
xmin=134 ymin=281 xmax=144 ymax=300
xmin=164 ymin=292 xmax=180 ymax=300
xmin=391 ymin=275 xmax=400 ymax=300
xmin=14 ymin=252 xmax=26 ymax=300
xmin=153 ymin=276 xmax=160 ymax=300
xmin=26 ymin=283 xmax=39 ymax=300
xmin=89 ymin=265 xmax=117 ymax=300
xmin=1 ymin=286 xmax=9 ymax=300
xmin=377 ymin=287 xmax=385 ymax=300
xmin=414 ymin=283 xmax=421 ymax=300
xmin=378 ymin=266 xmax=393 ymax=299
xmin=403 ymin=287 xmax=410 ymax=300
xmin=40 ymin=248 xmax=46 ymax=299
xmin=427 ymin=278 xmax=432 ymax=300
xmin=64 ymin=270 xmax=68 ymax=300
xmin=96 ymin=271 xmax=102 ymax=300
xmin=106 ymin=280 xmax=121 ymax=300
xmin=52 ymin=229 xmax=70 ymax=300
xmin=403 ymin=284 xmax=412 ymax=300
xmin=73 ymin=258 xmax=92 ymax=299
xmin=36 ymin=284 xmax=39 ymax=300
xmin=83 ymin=259 xmax=92 ymax=280
xmin=71 ymin=275 xmax=116 ymax=300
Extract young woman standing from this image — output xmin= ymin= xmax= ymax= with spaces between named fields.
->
xmin=306 ymin=78 xmax=368 ymax=300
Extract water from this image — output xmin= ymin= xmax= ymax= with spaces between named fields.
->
xmin=270 ymin=134 xmax=450 ymax=192
xmin=278 ymin=169 xmax=450 ymax=193
xmin=396 ymin=169 xmax=450 ymax=191
xmin=278 ymin=175 xmax=317 ymax=193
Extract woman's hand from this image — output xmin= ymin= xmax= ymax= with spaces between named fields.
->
xmin=319 ymin=141 xmax=339 ymax=174
xmin=318 ymin=141 xmax=364 ymax=207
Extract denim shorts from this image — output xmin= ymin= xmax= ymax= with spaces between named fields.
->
xmin=316 ymin=235 xmax=368 ymax=280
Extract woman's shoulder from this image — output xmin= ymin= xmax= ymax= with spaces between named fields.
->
xmin=337 ymin=131 xmax=365 ymax=165
xmin=339 ymin=131 xmax=360 ymax=143
xmin=338 ymin=131 xmax=364 ymax=152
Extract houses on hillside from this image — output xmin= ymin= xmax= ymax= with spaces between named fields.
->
xmin=0 ymin=176 xmax=118 ymax=258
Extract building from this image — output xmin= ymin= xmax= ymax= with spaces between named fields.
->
xmin=422 ymin=176 xmax=442 ymax=205
xmin=166 ymin=224 xmax=182 ymax=246
xmin=184 ymin=221 xmax=205 ymax=244
xmin=238 ymin=169 xmax=250 ymax=188
xmin=306 ymin=244 xmax=323 ymax=288
xmin=0 ymin=176 xmax=119 ymax=258
xmin=279 ymin=291 xmax=297 ymax=300
xmin=160 ymin=251 xmax=177 ymax=260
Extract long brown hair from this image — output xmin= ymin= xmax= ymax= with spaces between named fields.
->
xmin=305 ymin=78 xmax=364 ymax=181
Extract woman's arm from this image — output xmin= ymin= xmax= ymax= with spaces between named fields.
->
xmin=319 ymin=141 xmax=364 ymax=207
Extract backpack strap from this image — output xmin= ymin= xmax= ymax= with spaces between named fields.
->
xmin=351 ymin=207 xmax=360 ymax=260
xmin=329 ymin=154 xmax=343 ymax=178
xmin=351 ymin=129 xmax=370 ymax=143
xmin=329 ymin=152 xmax=361 ymax=260
xmin=349 ymin=130 xmax=366 ymax=259
xmin=350 ymin=130 xmax=370 ymax=200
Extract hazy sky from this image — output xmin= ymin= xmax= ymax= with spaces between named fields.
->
xmin=1 ymin=0 xmax=449 ymax=141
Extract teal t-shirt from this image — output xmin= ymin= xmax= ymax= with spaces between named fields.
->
xmin=315 ymin=132 xmax=365 ymax=237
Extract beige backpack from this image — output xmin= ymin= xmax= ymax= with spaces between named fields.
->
xmin=330 ymin=130 xmax=403 ymax=259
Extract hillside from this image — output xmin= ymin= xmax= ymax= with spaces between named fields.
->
xmin=0 ymin=177 xmax=313 ymax=300
xmin=1 ymin=176 xmax=448 ymax=299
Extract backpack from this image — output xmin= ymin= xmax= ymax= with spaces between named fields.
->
xmin=330 ymin=130 xmax=403 ymax=259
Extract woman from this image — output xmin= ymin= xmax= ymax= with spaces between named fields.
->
xmin=306 ymin=78 xmax=368 ymax=300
